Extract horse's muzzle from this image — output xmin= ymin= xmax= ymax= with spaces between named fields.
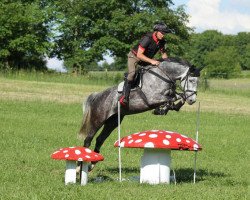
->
xmin=185 ymin=91 xmax=197 ymax=105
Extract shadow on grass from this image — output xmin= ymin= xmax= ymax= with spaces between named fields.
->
xmin=174 ymin=168 xmax=227 ymax=183
xmin=106 ymin=166 xmax=140 ymax=174
xmin=88 ymin=167 xmax=227 ymax=184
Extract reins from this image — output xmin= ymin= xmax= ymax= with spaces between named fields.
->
xmin=148 ymin=64 xmax=197 ymax=101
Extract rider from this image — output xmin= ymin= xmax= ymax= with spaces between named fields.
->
xmin=119 ymin=22 xmax=171 ymax=107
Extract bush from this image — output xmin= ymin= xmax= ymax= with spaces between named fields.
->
xmin=204 ymin=46 xmax=241 ymax=78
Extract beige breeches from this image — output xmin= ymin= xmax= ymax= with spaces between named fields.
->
xmin=127 ymin=51 xmax=140 ymax=82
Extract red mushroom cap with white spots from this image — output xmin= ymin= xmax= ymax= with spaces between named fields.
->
xmin=114 ymin=130 xmax=202 ymax=151
xmin=51 ymin=147 xmax=104 ymax=162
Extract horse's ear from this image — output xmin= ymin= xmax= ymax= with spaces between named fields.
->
xmin=189 ymin=65 xmax=201 ymax=77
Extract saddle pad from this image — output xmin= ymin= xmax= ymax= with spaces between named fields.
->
xmin=118 ymin=81 xmax=124 ymax=93
xmin=117 ymin=81 xmax=142 ymax=93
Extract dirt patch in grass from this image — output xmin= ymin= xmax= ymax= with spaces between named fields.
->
xmin=1 ymin=77 xmax=249 ymax=115
xmin=0 ymin=78 xmax=106 ymax=104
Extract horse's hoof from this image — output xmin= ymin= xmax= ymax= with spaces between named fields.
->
xmin=76 ymin=166 xmax=81 ymax=174
xmin=88 ymin=163 xmax=96 ymax=172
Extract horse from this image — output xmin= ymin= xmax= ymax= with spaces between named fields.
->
xmin=78 ymin=58 xmax=201 ymax=169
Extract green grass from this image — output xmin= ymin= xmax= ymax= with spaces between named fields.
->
xmin=0 ymin=75 xmax=249 ymax=199
xmin=0 ymin=70 xmax=124 ymax=86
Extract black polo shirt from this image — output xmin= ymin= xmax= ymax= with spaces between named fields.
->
xmin=132 ymin=32 xmax=166 ymax=61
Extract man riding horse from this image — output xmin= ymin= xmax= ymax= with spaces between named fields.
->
xmin=119 ymin=22 xmax=172 ymax=107
xmin=78 ymin=22 xmax=202 ymax=171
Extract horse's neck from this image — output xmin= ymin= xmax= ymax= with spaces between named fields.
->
xmin=159 ymin=61 xmax=189 ymax=80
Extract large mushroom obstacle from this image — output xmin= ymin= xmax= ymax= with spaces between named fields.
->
xmin=114 ymin=130 xmax=202 ymax=184
xmin=51 ymin=147 xmax=104 ymax=185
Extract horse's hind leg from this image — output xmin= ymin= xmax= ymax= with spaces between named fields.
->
xmin=82 ymin=114 xmax=124 ymax=172
xmin=94 ymin=114 xmax=125 ymax=153
xmin=77 ymin=121 xmax=103 ymax=172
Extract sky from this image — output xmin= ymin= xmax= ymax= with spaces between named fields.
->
xmin=173 ymin=0 xmax=250 ymax=34
xmin=47 ymin=0 xmax=250 ymax=71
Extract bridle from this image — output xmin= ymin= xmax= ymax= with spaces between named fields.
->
xmin=148 ymin=65 xmax=197 ymax=102
xmin=179 ymin=71 xmax=197 ymax=101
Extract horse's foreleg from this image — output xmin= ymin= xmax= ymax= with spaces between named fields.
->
xmin=173 ymin=100 xmax=185 ymax=111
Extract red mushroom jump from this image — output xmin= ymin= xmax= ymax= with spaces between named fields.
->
xmin=114 ymin=130 xmax=202 ymax=184
xmin=51 ymin=147 xmax=104 ymax=185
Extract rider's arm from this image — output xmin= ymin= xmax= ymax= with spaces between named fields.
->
xmin=137 ymin=46 xmax=160 ymax=65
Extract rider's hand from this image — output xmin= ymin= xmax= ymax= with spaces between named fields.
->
xmin=151 ymin=60 xmax=160 ymax=66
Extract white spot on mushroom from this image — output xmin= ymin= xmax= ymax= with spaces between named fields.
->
xmin=151 ymin=130 xmax=159 ymax=132
xmin=176 ymin=138 xmax=182 ymax=142
xmin=144 ymin=142 xmax=155 ymax=148
xmin=85 ymin=155 xmax=91 ymax=159
xmin=53 ymin=151 xmax=60 ymax=154
xmin=166 ymin=131 xmax=174 ymax=134
xmin=128 ymin=140 xmax=134 ymax=144
xmin=186 ymin=140 xmax=190 ymax=143
xmin=165 ymin=135 xmax=171 ymax=139
xmin=75 ymin=150 xmax=81 ymax=155
xmin=139 ymin=133 xmax=146 ymax=136
xmin=127 ymin=136 xmax=132 ymax=139
xmin=135 ymin=139 xmax=142 ymax=143
xmin=120 ymin=141 xmax=125 ymax=147
xmin=85 ymin=148 xmax=92 ymax=153
xmin=63 ymin=150 xmax=68 ymax=153
xmin=69 ymin=147 xmax=75 ymax=148
xmin=163 ymin=139 xmax=170 ymax=145
xmin=193 ymin=144 xmax=199 ymax=150
xmin=65 ymin=154 xmax=69 ymax=158
xmin=78 ymin=158 xmax=83 ymax=161
xmin=149 ymin=134 xmax=158 ymax=138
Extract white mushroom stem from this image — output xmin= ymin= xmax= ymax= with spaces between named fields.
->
xmin=65 ymin=161 xmax=89 ymax=186
xmin=80 ymin=161 xmax=89 ymax=186
xmin=140 ymin=148 xmax=171 ymax=184
xmin=65 ymin=161 xmax=77 ymax=185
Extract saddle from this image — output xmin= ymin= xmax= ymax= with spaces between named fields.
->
xmin=118 ymin=66 xmax=148 ymax=93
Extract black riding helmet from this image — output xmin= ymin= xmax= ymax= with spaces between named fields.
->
xmin=153 ymin=22 xmax=171 ymax=34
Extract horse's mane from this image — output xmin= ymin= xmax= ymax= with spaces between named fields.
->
xmin=167 ymin=57 xmax=200 ymax=77
xmin=167 ymin=57 xmax=192 ymax=68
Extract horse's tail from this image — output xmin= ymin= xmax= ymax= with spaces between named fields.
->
xmin=78 ymin=93 xmax=96 ymax=140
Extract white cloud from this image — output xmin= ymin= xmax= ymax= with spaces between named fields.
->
xmin=187 ymin=0 xmax=250 ymax=34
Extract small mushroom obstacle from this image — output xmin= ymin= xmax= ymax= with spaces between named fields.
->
xmin=114 ymin=130 xmax=202 ymax=184
xmin=51 ymin=146 xmax=104 ymax=185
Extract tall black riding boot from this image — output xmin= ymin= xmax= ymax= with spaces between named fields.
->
xmin=119 ymin=79 xmax=132 ymax=107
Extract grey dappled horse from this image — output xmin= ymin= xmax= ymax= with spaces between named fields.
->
xmin=79 ymin=58 xmax=201 ymax=167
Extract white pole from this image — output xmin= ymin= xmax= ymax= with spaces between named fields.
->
xmin=193 ymin=101 xmax=200 ymax=183
xmin=118 ymin=101 xmax=122 ymax=182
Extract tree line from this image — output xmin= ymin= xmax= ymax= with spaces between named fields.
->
xmin=1 ymin=0 xmax=249 ymax=78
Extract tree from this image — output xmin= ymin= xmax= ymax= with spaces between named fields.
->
xmin=52 ymin=0 xmax=191 ymax=71
xmin=235 ymin=32 xmax=250 ymax=70
xmin=204 ymin=46 xmax=241 ymax=78
xmin=184 ymin=30 xmax=224 ymax=68
xmin=0 ymin=0 xmax=52 ymax=70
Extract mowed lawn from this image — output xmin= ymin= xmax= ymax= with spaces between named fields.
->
xmin=0 ymin=76 xmax=249 ymax=199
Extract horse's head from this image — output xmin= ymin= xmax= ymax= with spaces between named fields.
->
xmin=156 ymin=59 xmax=202 ymax=105
xmin=179 ymin=66 xmax=201 ymax=105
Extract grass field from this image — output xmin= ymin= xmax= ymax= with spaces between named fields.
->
xmin=0 ymin=74 xmax=249 ymax=199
